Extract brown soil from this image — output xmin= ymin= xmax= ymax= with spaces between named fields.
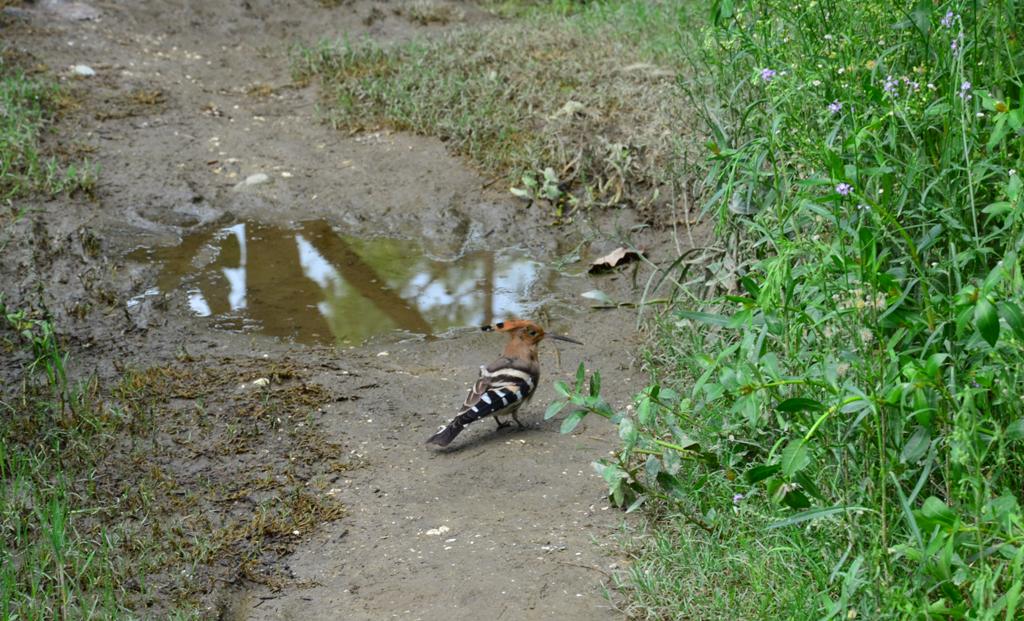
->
xmin=1 ymin=1 xmax=709 ymax=619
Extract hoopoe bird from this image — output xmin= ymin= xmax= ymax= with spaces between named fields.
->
xmin=426 ymin=319 xmax=582 ymax=447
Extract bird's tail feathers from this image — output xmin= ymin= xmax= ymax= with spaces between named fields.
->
xmin=426 ymin=405 xmax=494 ymax=446
xmin=426 ymin=421 xmax=464 ymax=447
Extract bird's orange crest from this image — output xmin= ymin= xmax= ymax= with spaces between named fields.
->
xmin=481 ymin=319 xmax=535 ymax=333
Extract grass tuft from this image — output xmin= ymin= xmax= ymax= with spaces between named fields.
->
xmin=0 ymin=48 xmax=97 ymax=199
xmin=293 ymin=4 xmax=700 ymax=220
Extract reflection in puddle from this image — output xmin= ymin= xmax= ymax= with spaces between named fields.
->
xmin=130 ymin=221 xmax=555 ymax=344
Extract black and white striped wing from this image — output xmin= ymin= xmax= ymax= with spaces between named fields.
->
xmin=459 ymin=363 xmax=536 ymax=420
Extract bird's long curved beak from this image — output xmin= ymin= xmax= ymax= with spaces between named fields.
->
xmin=548 ymin=334 xmax=583 ymax=345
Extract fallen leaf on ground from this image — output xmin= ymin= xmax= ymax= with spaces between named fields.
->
xmin=589 ymin=247 xmax=643 ymax=273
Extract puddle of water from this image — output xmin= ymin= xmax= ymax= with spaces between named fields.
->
xmin=129 ymin=220 xmax=560 ymax=344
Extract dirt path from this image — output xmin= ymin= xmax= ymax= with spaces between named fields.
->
xmin=1 ymin=2 xmax=683 ymax=618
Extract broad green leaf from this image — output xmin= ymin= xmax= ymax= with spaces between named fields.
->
xmin=740 ymin=276 xmax=760 ymax=298
xmin=781 ymin=440 xmax=811 ymax=477
xmin=999 ymin=302 xmax=1024 ymax=340
xmin=794 ymin=471 xmax=824 ymax=502
xmin=544 ymin=400 xmax=567 ymax=420
xmin=975 ymin=297 xmax=1000 ymax=346
xmin=662 ymin=449 xmax=682 ymax=475
xmin=900 ymin=426 xmax=930 ymax=463
xmin=656 ymin=471 xmax=687 ymax=498
xmin=574 ymin=362 xmax=585 ymax=392
xmin=637 ymin=396 xmax=653 ymax=426
xmin=982 ymin=201 xmax=1013 ymax=216
xmin=776 ymin=397 xmax=826 ymax=413
xmin=1010 ymin=171 xmax=1023 ymax=201
xmin=841 ymin=398 xmax=870 ymax=414
xmin=591 ymin=397 xmax=616 ymax=419
xmin=749 ymin=463 xmax=778 ymax=487
xmin=1010 ymin=109 xmax=1024 ymax=131
xmin=919 ymin=496 xmax=956 ymax=528
xmin=924 ymin=353 xmax=948 ymax=378
xmin=644 ymin=454 xmax=661 ymax=481
xmin=782 ymin=489 xmax=811 ymax=509
xmin=553 ymin=380 xmax=570 ymax=398
xmin=589 ymin=370 xmax=601 ymax=397
xmin=560 ymin=410 xmax=586 ymax=434
xmin=983 ymin=261 xmax=1007 ymax=293
xmin=618 ymin=416 xmax=638 ymax=445
xmin=987 ymin=115 xmax=1010 ymax=150
xmin=1005 ymin=419 xmax=1024 ymax=442
xmin=625 ymin=495 xmax=646 ymax=514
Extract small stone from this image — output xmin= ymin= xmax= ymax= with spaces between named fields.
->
xmin=252 ymin=377 xmax=270 ymax=388
xmin=233 ymin=173 xmax=270 ymax=190
xmin=72 ymin=64 xmax=95 ymax=77
xmin=376 ymin=351 xmax=389 ymax=357
xmin=42 ymin=0 xmax=101 ymax=21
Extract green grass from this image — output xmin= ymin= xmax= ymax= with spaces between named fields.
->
xmin=521 ymin=0 xmax=1024 ymax=618
xmin=0 ymin=50 xmax=97 ymax=199
xmin=617 ymin=512 xmax=827 ymax=620
xmin=293 ymin=3 xmax=699 ymax=220
xmin=0 ymin=306 xmax=136 ymax=619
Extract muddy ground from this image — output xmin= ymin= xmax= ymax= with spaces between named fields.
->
xmin=1 ymin=1 xmax=707 ymax=618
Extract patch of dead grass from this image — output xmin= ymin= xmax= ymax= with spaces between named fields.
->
xmin=77 ymin=358 xmax=356 ymax=613
xmin=294 ymin=17 xmax=699 ymax=223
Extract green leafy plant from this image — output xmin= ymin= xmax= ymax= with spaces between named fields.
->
xmin=552 ymin=0 xmax=1024 ymax=617
xmin=510 ymin=166 xmax=579 ymax=218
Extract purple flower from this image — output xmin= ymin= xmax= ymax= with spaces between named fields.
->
xmin=836 ymin=183 xmax=853 ymax=196
xmin=941 ymin=10 xmax=955 ymax=28
xmin=899 ymin=76 xmax=921 ymax=94
xmin=828 ymin=100 xmax=843 ymax=114
xmin=883 ymin=75 xmax=898 ymax=95
xmin=761 ymin=68 xmax=777 ymax=82
xmin=959 ymin=80 xmax=973 ymax=100
xmin=733 ymin=493 xmax=744 ymax=505
xmin=951 ymin=39 xmax=959 ymax=54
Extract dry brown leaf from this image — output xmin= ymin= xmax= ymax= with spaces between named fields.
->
xmin=589 ymin=247 xmax=643 ymax=273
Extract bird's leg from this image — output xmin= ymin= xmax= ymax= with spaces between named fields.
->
xmin=511 ymin=411 xmax=525 ymax=429
xmin=493 ymin=415 xmax=511 ymax=429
